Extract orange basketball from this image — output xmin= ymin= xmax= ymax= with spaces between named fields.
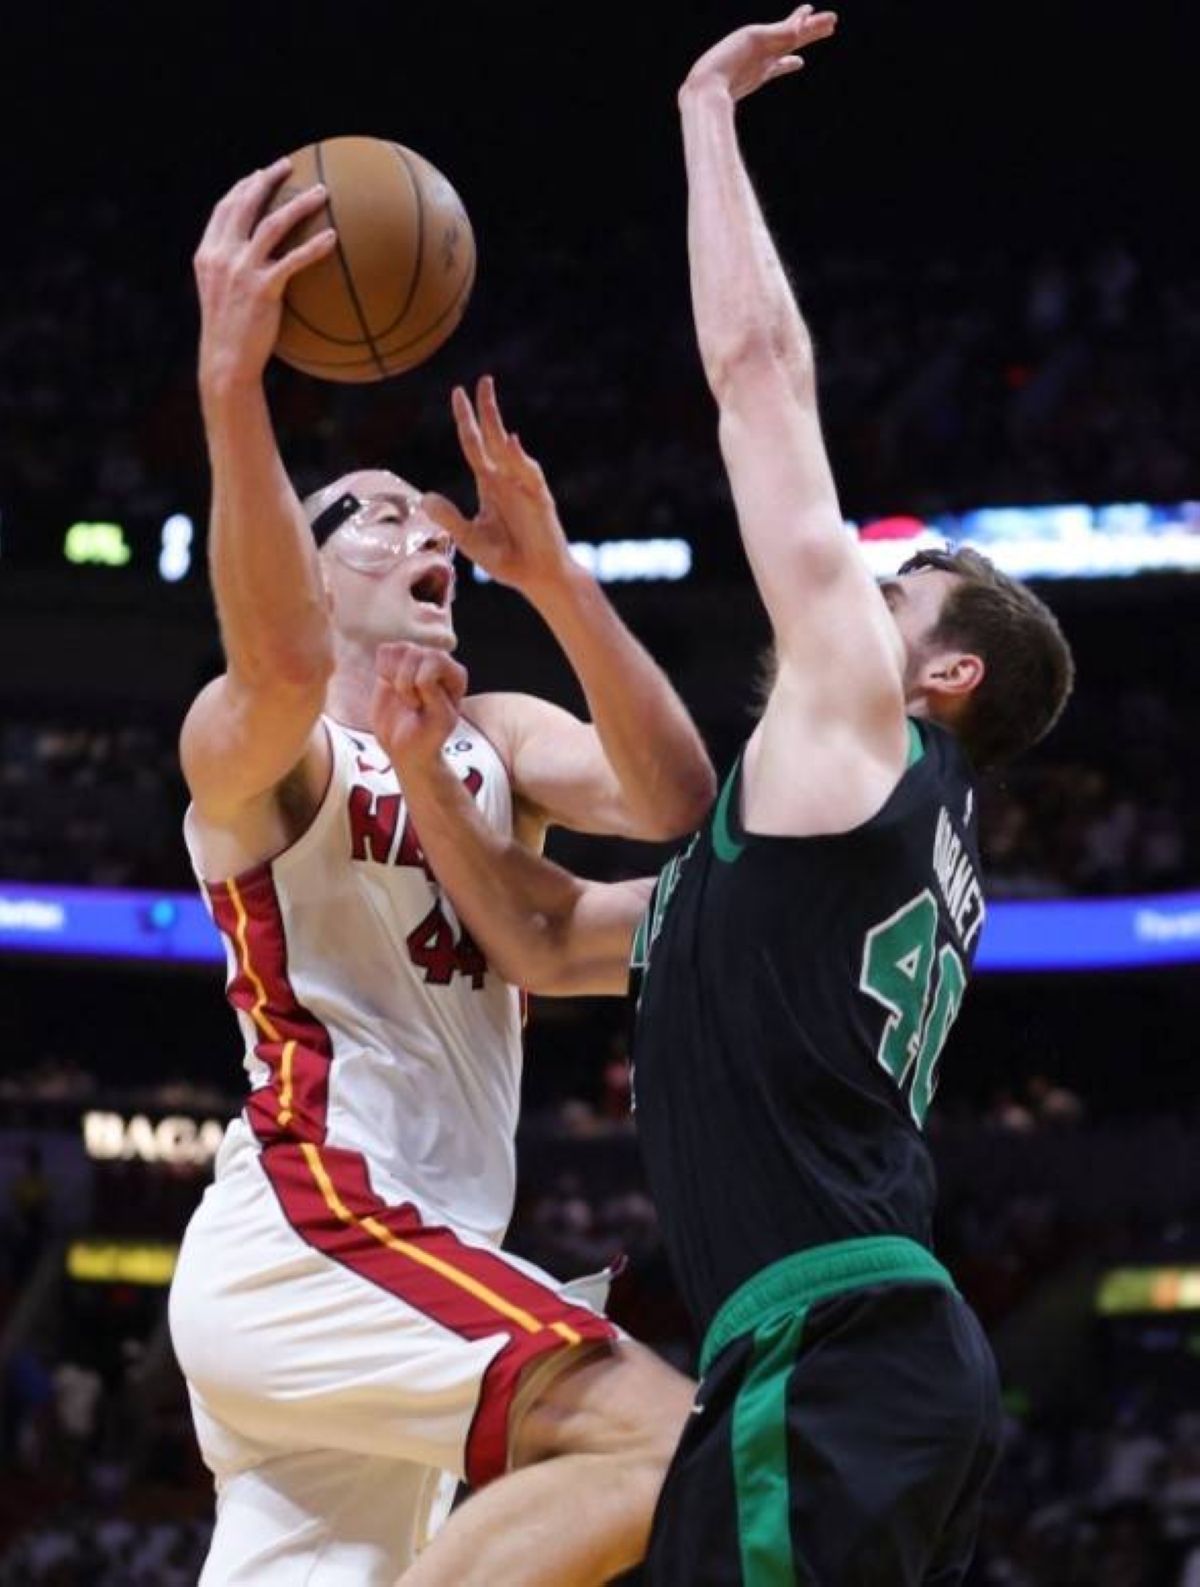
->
xmin=264 ymin=135 xmax=476 ymax=382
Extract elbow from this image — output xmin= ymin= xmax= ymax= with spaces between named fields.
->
xmin=682 ymin=760 xmax=719 ymax=828
xmin=705 ymin=323 xmax=814 ymax=408
xmin=235 ymin=630 xmax=335 ymax=697
xmin=272 ymin=601 xmax=336 ymax=690
xmin=630 ymin=745 xmax=719 ymax=842
xmin=486 ymin=940 xmax=538 ymax=989
xmin=487 ymin=917 xmax=565 ymax=994
xmin=274 ymin=638 xmax=335 ymax=695
xmin=640 ymin=763 xmax=718 ymax=842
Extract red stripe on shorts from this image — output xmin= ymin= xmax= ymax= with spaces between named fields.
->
xmin=261 ymin=1140 xmax=615 ymax=1485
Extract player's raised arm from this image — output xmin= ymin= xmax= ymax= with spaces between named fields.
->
xmin=371 ymin=642 xmax=650 ymax=996
xmin=679 ymin=10 xmax=911 ymax=812
xmin=425 ymin=377 xmax=716 ymax=843
xmin=180 ymin=162 xmax=339 ymax=823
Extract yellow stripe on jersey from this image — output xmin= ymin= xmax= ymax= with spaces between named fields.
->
xmin=277 ymin=1040 xmax=297 ymax=1128
xmin=226 ymin=876 xmax=283 ymax=1044
xmin=300 ymin=1143 xmax=582 ymax=1346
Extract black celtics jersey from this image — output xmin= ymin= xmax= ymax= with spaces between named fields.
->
xmin=628 ymin=720 xmax=984 ymax=1338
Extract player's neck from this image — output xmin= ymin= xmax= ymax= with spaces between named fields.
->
xmin=325 ymin=651 xmax=378 ymax=735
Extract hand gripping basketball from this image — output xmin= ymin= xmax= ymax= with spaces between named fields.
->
xmin=194 ymin=160 xmax=337 ymax=389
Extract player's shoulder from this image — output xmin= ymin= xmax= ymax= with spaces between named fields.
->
xmin=461 ymin=690 xmax=579 ymax=748
xmin=460 ymin=689 xmax=518 ymax=721
xmin=456 ymin=691 xmax=531 ymax=776
xmin=459 ymin=690 xmax=514 ymax=749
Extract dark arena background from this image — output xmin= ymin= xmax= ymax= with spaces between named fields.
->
xmin=1 ymin=2 xmax=1199 ymax=1581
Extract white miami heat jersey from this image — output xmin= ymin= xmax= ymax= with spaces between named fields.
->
xmin=185 ymin=715 xmax=523 ymax=1243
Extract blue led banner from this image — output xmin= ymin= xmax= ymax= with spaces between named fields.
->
xmin=0 ymin=883 xmax=222 ymax=964
xmin=978 ymin=891 xmax=1200 ymax=971
xmin=854 ymin=500 xmax=1200 ymax=581
xmin=1 ymin=881 xmax=1199 ymax=973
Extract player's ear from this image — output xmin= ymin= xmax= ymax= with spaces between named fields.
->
xmin=924 ymin=649 xmax=984 ymax=701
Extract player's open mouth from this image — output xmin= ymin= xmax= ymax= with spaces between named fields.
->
xmin=409 ymin=563 xmax=454 ymax=611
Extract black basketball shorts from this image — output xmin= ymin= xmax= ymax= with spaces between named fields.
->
xmin=644 ymin=1236 xmax=1002 ymax=1587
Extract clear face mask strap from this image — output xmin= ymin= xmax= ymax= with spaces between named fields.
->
xmin=311 ymin=491 xmax=363 ymax=548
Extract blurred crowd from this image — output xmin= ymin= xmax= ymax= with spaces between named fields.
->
xmin=973 ymin=1395 xmax=1200 ymax=1586
xmin=4 ymin=1073 xmax=1200 ymax=1581
xmin=2 ymin=197 xmax=1199 ymax=559
xmin=3 ymin=221 xmax=1199 ymax=900
xmin=2 ymin=675 xmax=1196 ymax=897
xmin=0 ymin=1137 xmax=209 ymax=1585
xmin=3 ymin=149 xmax=1200 ymax=1587
xmin=0 ymin=717 xmax=189 ymax=889
xmin=4 ymin=203 xmax=1199 ymax=901
xmin=981 ymin=684 xmax=1198 ymax=899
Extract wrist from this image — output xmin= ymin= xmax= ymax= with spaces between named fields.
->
xmin=393 ymin=741 xmax=453 ymax=789
xmin=678 ymin=75 xmax=736 ymax=114
xmin=199 ymin=354 xmax=267 ymax=408
xmin=519 ymin=554 xmax=596 ymax=614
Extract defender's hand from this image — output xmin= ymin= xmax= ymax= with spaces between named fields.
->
xmin=424 ymin=376 xmax=574 ymax=596
xmin=194 ymin=159 xmax=337 ymax=390
xmin=680 ymin=5 xmax=838 ymax=105
xmin=372 ymin=642 xmax=469 ymax=767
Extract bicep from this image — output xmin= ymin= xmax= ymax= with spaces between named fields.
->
xmin=180 ymin=672 xmax=328 ymax=823
xmin=470 ymin=694 xmax=636 ymax=837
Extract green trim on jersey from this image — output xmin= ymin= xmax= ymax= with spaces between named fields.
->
xmin=711 ymin=755 xmax=747 ymax=863
xmin=629 ymin=906 xmax=650 ymax=970
xmin=712 ymin=724 xmax=922 ymax=868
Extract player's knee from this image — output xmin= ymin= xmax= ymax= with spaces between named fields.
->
xmin=625 ymin=1358 xmax=693 ymax=1472
xmin=512 ymin=1339 xmax=693 ymax=1474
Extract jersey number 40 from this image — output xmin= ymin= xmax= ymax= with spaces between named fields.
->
xmin=859 ymin=890 xmax=966 ymax=1129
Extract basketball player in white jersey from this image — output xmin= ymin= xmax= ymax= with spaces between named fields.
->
xmin=168 ymin=163 xmax=712 ymax=1585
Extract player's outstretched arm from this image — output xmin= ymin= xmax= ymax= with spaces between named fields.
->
xmin=425 ymin=376 xmax=716 ymax=843
xmin=181 ymin=162 xmax=339 ymax=824
xmin=371 ymin=642 xmax=650 ymax=996
xmin=679 ymin=11 xmax=910 ymax=806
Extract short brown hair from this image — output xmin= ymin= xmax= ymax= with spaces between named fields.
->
xmin=901 ymin=547 xmax=1075 ymax=769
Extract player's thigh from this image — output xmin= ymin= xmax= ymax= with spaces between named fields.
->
xmin=922 ymin=1310 xmax=1004 ymax=1585
xmin=511 ymin=1335 xmax=694 ymax=1470
xmin=199 ymin=1451 xmax=455 ymax=1586
xmin=173 ymin=1146 xmax=620 ymax=1484
xmin=786 ymin=1285 xmax=1001 ymax=1584
xmin=172 ymin=1195 xmax=496 ymax=1476
xmin=647 ymin=1285 xmax=1000 ymax=1587
xmin=642 ymin=1354 xmax=743 ymax=1587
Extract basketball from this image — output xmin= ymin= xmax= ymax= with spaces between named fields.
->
xmin=264 ymin=135 xmax=475 ymax=382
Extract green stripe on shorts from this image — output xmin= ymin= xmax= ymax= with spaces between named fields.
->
xmin=731 ymin=1308 xmax=809 ymax=1587
xmin=716 ymin=1236 xmax=956 ymax=1585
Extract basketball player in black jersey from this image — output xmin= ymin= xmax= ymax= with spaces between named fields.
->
xmin=373 ymin=9 xmax=1075 ymax=1583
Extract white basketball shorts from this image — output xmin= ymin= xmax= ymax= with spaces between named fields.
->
xmin=169 ymin=1123 xmax=616 ymax=1584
